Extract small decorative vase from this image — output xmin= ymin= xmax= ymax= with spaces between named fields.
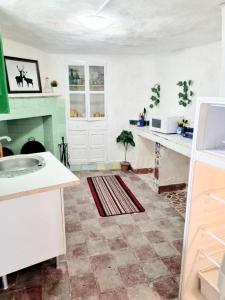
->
xmin=177 ymin=126 xmax=184 ymax=135
xmin=140 ymin=117 xmax=145 ymax=127
xmin=43 ymin=77 xmax=51 ymax=93
xmin=177 ymin=126 xmax=186 ymax=135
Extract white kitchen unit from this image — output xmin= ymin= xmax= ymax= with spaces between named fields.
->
xmin=67 ymin=63 xmax=107 ymax=164
xmin=180 ymin=98 xmax=225 ymax=299
xmin=130 ymin=126 xmax=191 ymax=193
xmin=0 ymin=152 xmax=80 ymax=288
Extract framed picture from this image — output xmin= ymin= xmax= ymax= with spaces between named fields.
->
xmin=4 ymin=56 xmax=42 ymax=93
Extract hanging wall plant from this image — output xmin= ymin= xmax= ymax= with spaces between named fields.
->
xmin=149 ymin=84 xmax=160 ymax=109
xmin=177 ymin=80 xmax=194 ymax=107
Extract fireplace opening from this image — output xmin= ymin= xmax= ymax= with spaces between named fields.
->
xmin=0 ymin=115 xmax=54 ymax=155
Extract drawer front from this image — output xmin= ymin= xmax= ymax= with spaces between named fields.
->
xmin=68 ymin=121 xmax=88 ymax=131
xmin=89 ymin=121 xmax=107 ymax=130
xmin=68 ymin=130 xmax=89 ymax=147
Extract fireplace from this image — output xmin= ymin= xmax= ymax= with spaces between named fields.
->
xmin=0 ymin=95 xmax=66 ymax=158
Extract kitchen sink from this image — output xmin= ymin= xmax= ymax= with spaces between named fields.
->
xmin=0 ymin=155 xmax=45 ymax=178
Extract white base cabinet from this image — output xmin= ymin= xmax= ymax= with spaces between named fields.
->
xmin=0 ymin=189 xmax=66 ymax=277
xmin=68 ymin=121 xmax=107 ymax=164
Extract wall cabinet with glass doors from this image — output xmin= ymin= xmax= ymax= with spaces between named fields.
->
xmin=67 ymin=63 xmax=107 ymax=164
xmin=69 ymin=65 xmax=105 ymax=120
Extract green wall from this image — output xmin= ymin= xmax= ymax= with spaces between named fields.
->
xmin=0 ymin=96 xmax=66 ymax=158
xmin=0 ymin=37 xmax=9 ymax=113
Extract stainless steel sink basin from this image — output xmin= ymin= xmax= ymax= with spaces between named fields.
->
xmin=0 ymin=155 xmax=45 ymax=178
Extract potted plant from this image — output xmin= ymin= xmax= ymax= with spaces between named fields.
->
xmin=50 ymin=80 xmax=58 ymax=93
xmin=177 ymin=119 xmax=188 ymax=135
xmin=116 ymin=130 xmax=135 ymax=172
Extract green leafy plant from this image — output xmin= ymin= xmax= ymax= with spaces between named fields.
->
xmin=149 ymin=84 xmax=160 ymax=109
xmin=51 ymin=80 xmax=58 ymax=87
xmin=177 ymin=119 xmax=188 ymax=127
xmin=116 ymin=130 xmax=135 ymax=162
xmin=177 ymin=80 xmax=194 ymax=107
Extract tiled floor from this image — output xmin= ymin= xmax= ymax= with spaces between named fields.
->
xmin=0 ymin=170 xmax=184 ymax=299
xmin=162 ymin=191 xmax=187 ymax=218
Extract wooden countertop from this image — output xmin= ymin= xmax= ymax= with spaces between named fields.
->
xmin=0 ymin=152 xmax=80 ymax=201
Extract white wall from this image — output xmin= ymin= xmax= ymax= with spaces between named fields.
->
xmin=46 ymin=53 xmax=159 ymax=162
xmin=150 ymin=42 xmax=221 ymax=126
xmin=2 ymin=38 xmax=52 ymax=89
xmin=2 ymin=37 xmax=222 ymax=162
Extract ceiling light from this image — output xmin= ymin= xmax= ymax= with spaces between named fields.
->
xmin=78 ymin=14 xmax=113 ymax=31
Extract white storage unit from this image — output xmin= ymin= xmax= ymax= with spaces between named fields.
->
xmin=180 ymin=97 xmax=225 ymax=300
xmin=0 ymin=152 xmax=80 ymax=288
xmin=67 ymin=63 xmax=107 ymax=164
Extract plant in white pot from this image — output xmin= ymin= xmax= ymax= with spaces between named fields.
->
xmin=50 ymin=80 xmax=58 ymax=93
xmin=116 ymin=130 xmax=135 ymax=172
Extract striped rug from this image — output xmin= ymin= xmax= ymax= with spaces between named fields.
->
xmin=87 ymin=175 xmax=145 ymax=217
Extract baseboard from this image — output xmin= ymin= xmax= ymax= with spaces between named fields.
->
xmin=70 ymin=161 xmax=121 ymax=172
xmin=130 ymin=166 xmax=154 ymax=174
xmin=158 ymin=183 xmax=187 ymax=194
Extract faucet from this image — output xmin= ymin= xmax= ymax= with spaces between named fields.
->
xmin=0 ymin=136 xmax=12 ymax=158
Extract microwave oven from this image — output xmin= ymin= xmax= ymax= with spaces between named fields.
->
xmin=149 ymin=115 xmax=183 ymax=134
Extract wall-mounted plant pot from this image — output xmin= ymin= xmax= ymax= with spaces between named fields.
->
xmin=120 ymin=161 xmax=130 ymax=172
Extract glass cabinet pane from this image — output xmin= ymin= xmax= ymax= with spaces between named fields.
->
xmin=69 ymin=65 xmax=85 ymax=91
xmin=70 ymin=94 xmax=86 ymax=118
xmin=89 ymin=66 xmax=104 ymax=91
xmin=90 ymin=94 xmax=105 ymax=118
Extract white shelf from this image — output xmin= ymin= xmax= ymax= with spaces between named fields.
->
xmin=209 ymin=190 xmax=225 ymax=205
xmin=198 ymin=268 xmax=220 ymax=300
xmin=206 ymin=149 xmax=225 ymax=158
xmin=195 ymin=150 xmax=225 ymax=170
xmin=69 ymin=91 xmax=85 ymax=94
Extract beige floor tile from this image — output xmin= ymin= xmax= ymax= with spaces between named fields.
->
xmin=127 ymin=284 xmax=161 ymax=300
xmin=113 ymin=248 xmax=138 ymax=267
xmin=95 ymin=268 xmax=124 ymax=292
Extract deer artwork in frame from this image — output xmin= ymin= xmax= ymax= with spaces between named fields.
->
xmin=4 ymin=56 xmax=42 ymax=93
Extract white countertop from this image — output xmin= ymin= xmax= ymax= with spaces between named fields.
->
xmin=133 ymin=126 xmax=192 ymax=158
xmin=0 ymin=152 xmax=80 ymax=201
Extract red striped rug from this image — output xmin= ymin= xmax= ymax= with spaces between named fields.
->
xmin=87 ymin=175 xmax=145 ymax=217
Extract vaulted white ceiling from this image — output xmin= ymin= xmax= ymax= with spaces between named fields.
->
xmin=0 ymin=0 xmax=223 ymax=54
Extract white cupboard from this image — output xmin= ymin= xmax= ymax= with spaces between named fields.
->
xmin=180 ymin=97 xmax=225 ymax=300
xmin=67 ymin=63 xmax=107 ymax=164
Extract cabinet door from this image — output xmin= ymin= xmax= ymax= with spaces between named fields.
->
xmin=89 ymin=130 xmax=106 ymax=162
xmin=89 ymin=94 xmax=105 ymax=118
xmin=0 ymin=190 xmax=64 ymax=276
xmin=68 ymin=130 xmax=89 ymax=164
xmin=0 ymin=38 xmax=9 ymax=113
xmin=69 ymin=93 xmax=87 ymax=119
xmin=88 ymin=65 xmax=105 ymax=120
xmin=69 ymin=65 xmax=85 ymax=92
xmin=89 ymin=66 xmax=104 ymax=91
